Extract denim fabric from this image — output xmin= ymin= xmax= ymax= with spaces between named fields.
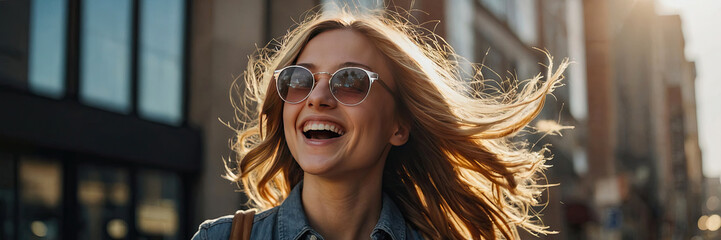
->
xmin=191 ymin=182 xmax=424 ymax=240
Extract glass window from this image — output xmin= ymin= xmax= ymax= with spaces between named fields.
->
xmin=80 ymin=0 xmax=133 ymax=113
xmin=508 ymin=0 xmax=537 ymax=45
xmin=136 ymin=170 xmax=181 ymax=239
xmin=446 ymin=0 xmax=475 ymax=67
xmin=0 ymin=153 xmax=15 ymax=240
xmin=77 ymin=165 xmax=130 ymax=240
xmin=138 ymin=0 xmax=186 ymax=125
xmin=321 ymin=0 xmax=382 ymax=12
xmin=28 ymin=0 xmax=68 ymax=99
xmin=481 ymin=0 xmax=508 ymax=20
xmin=18 ymin=156 xmax=62 ymax=240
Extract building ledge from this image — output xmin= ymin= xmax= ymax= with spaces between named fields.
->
xmin=0 ymin=87 xmax=202 ymax=172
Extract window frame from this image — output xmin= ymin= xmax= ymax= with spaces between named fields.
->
xmin=62 ymin=0 xmax=190 ymax=126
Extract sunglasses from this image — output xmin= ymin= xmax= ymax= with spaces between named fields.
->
xmin=274 ymin=65 xmax=393 ymax=106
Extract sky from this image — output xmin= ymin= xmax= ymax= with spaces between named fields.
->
xmin=656 ymin=0 xmax=721 ymax=178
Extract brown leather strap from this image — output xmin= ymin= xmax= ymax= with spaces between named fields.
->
xmin=229 ymin=209 xmax=256 ymax=240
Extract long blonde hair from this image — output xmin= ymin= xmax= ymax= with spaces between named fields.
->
xmin=227 ymin=7 xmax=569 ymax=240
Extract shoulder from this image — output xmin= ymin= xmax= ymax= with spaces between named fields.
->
xmin=252 ymin=207 xmax=277 ymax=223
xmin=249 ymin=207 xmax=278 ymax=239
xmin=191 ymin=208 xmax=279 ymax=240
xmin=191 ymin=215 xmax=234 ymax=240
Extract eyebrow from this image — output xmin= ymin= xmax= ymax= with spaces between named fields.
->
xmin=295 ymin=62 xmax=374 ymax=72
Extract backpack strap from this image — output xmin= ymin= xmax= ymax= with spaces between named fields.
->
xmin=229 ymin=209 xmax=256 ymax=240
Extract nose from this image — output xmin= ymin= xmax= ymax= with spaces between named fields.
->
xmin=305 ymin=73 xmax=337 ymax=109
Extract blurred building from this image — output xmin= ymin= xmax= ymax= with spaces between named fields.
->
xmin=654 ymin=13 xmax=704 ymax=240
xmin=702 ymin=177 xmax=721 ymax=239
xmin=582 ymin=0 xmax=704 ymax=239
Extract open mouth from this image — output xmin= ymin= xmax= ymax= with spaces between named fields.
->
xmin=302 ymin=121 xmax=345 ymax=140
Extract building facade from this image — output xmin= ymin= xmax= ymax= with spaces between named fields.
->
xmin=1 ymin=0 xmax=200 ymax=239
xmin=583 ymin=0 xmax=704 ymax=239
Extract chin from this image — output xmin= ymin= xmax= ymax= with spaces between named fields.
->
xmin=294 ymin=154 xmax=342 ymax=176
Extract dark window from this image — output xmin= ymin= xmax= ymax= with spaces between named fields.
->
xmin=0 ymin=0 xmax=30 ymax=88
xmin=0 ymin=153 xmax=15 ymax=240
xmin=136 ymin=169 xmax=181 ymax=239
xmin=18 ymin=157 xmax=63 ymax=240
xmin=77 ymin=164 xmax=131 ymax=240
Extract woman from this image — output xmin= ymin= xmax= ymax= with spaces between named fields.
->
xmin=193 ymin=7 xmax=568 ymax=240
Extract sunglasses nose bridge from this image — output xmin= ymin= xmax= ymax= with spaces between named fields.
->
xmin=310 ymin=72 xmax=333 ymax=91
xmin=303 ymin=71 xmax=337 ymax=106
xmin=310 ymin=72 xmax=331 ymax=89
xmin=312 ymin=71 xmax=332 ymax=80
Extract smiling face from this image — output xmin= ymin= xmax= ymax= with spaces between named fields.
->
xmin=282 ymin=28 xmax=409 ymax=179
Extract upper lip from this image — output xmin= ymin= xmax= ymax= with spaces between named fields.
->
xmin=298 ymin=115 xmax=346 ymax=134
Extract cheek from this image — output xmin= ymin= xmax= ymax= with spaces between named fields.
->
xmin=370 ymin=96 xmax=396 ymax=121
xmin=282 ymin=106 xmax=292 ymax=129
xmin=282 ymin=104 xmax=303 ymax=160
xmin=353 ymin=103 xmax=396 ymax=138
xmin=282 ymin=104 xmax=299 ymax=140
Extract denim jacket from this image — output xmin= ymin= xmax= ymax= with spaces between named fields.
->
xmin=191 ymin=182 xmax=424 ymax=240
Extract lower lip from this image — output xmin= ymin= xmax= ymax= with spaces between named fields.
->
xmin=302 ymin=133 xmax=344 ymax=146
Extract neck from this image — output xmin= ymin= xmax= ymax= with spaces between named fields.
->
xmin=301 ymin=171 xmax=384 ymax=240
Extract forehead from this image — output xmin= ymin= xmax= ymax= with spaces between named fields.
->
xmin=296 ymin=29 xmax=388 ymax=73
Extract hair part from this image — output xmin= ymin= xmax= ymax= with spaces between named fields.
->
xmin=226 ymin=7 xmax=569 ymax=240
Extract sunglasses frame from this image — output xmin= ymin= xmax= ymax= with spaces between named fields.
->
xmin=273 ymin=65 xmax=393 ymax=106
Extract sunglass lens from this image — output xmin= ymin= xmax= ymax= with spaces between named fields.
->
xmin=277 ymin=67 xmax=313 ymax=103
xmin=330 ymin=68 xmax=370 ymax=105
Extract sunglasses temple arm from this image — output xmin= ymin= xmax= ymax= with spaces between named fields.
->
xmin=367 ymin=71 xmax=395 ymax=95
xmin=375 ymin=79 xmax=395 ymax=95
xmin=273 ymin=70 xmax=281 ymax=80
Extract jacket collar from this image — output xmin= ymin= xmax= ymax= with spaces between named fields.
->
xmin=277 ymin=181 xmax=408 ymax=240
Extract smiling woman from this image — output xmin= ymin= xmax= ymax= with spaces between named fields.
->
xmin=192 ymin=6 xmax=568 ymax=240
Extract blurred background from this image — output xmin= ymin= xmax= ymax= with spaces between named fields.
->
xmin=0 ymin=0 xmax=718 ymax=239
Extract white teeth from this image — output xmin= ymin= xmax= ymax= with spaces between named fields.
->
xmin=303 ymin=121 xmax=345 ymax=135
